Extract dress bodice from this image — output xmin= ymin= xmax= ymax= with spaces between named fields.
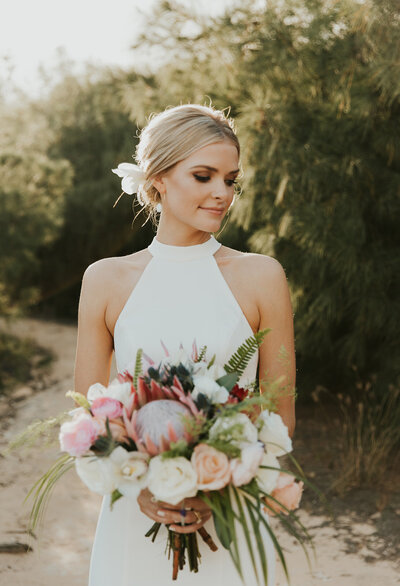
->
xmin=113 ymin=234 xmax=258 ymax=387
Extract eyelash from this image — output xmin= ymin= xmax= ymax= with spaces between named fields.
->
xmin=193 ymin=174 xmax=238 ymax=187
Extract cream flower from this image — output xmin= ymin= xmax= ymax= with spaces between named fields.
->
xmin=109 ymin=446 xmax=149 ymax=498
xmin=75 ymin=454 xmax=117 ymax=495
xmin=87 ymin=379 xmax=132 ymax=409
xmin=111 ymin=163 xmax=146 ymax=195
xmin=258 ymin=410 xmax=292 ymax=456
xmin=75 ymin=447 xmax=149 ymax=498
xmin=192 ymin=376 xmax=229 ymax=404
xmin=160 ymin=347 xmax=193 ymax=370
xmin=193 ymin=362 xmax=226 ymax=380
xmin=209 ymin=413 xmax=258 ymax=449
xmin=147 ymin=456 xmax=198 ymax=505
xmin=257 ymin=452 xmax=281 ymax=494
xmin=230 ymin=442 xmax=264 ymax=487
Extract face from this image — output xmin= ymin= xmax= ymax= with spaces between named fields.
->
xmin=152 ymin=140 xmax=239 ymax=238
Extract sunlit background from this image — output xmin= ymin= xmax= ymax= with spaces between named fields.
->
xmin=1 ymin=0 xmax=264 ymax=98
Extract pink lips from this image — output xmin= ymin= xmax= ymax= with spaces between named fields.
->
xmin=199 ymin=207 xmax=224 ymax=215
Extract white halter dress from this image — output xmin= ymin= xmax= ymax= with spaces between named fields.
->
xmin=88 ymin=234 xmax=276 ymax=586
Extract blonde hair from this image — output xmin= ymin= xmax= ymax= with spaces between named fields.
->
xmin=134 ymin=103 xmax=241 ymax=226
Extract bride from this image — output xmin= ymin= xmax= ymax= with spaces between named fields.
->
xmin=73 ymin=103 xmax=295 ymax=585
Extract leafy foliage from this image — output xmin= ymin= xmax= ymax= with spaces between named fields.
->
xmin=223 ymin=328 xmax=271 ymax=377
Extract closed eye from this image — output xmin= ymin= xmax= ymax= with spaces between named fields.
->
xmin=193 ymin=174 xmax=237 ymax=187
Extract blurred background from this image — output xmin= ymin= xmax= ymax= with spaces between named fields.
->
xmin=0 ymin=0 xmax=399 ymax=584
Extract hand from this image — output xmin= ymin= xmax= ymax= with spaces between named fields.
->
xmin=137 ymin=488 xmax=212 ymax=534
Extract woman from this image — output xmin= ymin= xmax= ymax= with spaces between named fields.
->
xmin=74 ymin=103 xmax=296 ymax=585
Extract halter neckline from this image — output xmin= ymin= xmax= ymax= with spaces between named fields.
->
xmin=148 ymin=234 xmax=221 ymax=261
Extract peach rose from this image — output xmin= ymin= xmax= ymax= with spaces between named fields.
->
xmin=264 ymin=472 xmax=304 ymax=516
xmin=191 ymin=443 xmax=231 ymax=490
xmin=108 ymin=418 xmax=129 ymax=443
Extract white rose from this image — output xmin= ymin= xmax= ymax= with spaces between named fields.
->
xmin=109 ymin=446 xmax=149 ymax=499
xmin=147 ymin=456 xmax=198 ymax=505
xmin=105 ymin=380 xmax=132 ymax=407
xmin=87 ymin=382 xmax=107 ymax=403
xmin=87 ymin=379 xmax=132 ymax=408
xmin=192 ymin=376 xmax=229 ymax=404
xmin=209 ymin=413 xmax=258 ymax=449
xmin=230 ymin=442 xmax=264 ymax=487
xmin=75 ymin=454 xmax=117 ymax=495
xmin=258 ymin=410 xmax=292 ymax=456
xmin=257 ymin=453 xmax=280 ymax=494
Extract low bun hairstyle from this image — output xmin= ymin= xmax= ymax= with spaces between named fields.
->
xmin=134 ymin=103 xmax=241 ymax=226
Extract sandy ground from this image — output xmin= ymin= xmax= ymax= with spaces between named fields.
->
xmin=0 ymin=318 xmax=398 ymax=586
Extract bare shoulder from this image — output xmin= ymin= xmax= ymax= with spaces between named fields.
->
xmin=217 ymin=244 xmax=286 ymax=284
xmin=81 ymin=248 xmax=151 ymax=302
xmin=84 ymin=248 xmax=149 ymax=279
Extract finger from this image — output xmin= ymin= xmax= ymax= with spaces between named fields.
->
xmin=139 ymin=507 xmax=162 ymax=523
xmin=180 ymin=497 xmax=212 ymax=513
xmin=169 ymin=513 xmax=212 ymax=534
xmin=157 ymin=509 xmax=200 ymax=525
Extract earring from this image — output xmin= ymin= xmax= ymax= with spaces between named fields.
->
xmin=156 ymin=202 xmax=162 ymax=213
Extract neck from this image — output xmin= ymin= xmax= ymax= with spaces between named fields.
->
xmin=155 ymin=221 xmax=213 ymax=247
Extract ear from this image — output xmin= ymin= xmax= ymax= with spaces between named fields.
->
xmin=151 ymin=174 xmax=166 ymax=195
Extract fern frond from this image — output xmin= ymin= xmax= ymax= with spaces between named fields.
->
xmin=224 ymin=328 xmax=271 ymax=377
xmin=133 ymin=348 xmax=143 ymax=387
xmin=197 ymin=345 xmax=207 ymax=362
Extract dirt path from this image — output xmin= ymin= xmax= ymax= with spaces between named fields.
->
xmin=0 ymin=318 xmax=398 ymax=586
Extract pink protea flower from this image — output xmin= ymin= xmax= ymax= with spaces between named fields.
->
xmin=124 ymin=400 xmax=194 ymax=456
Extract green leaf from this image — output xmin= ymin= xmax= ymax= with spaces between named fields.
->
xmin=244 ymin=494 xmax=268 ymax=585
xmin=110 ymin=489 xmax=123 ymax=509
xmin=231 ymin=486 xmax=259 ymax=584
xmin=223 ymin=328 xmax=271 ymax=377
xmin=215 ymin=371 xmax=239 ymax=391
xmin=245 ymin=492 xmax=290 ymax=584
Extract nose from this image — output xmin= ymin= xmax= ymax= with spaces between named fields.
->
xmin=211 ymin=179 xmax=232 ymax=201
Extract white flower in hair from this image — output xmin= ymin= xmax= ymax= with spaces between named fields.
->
xmin=112 ymin=163 xmax=146 ymax=196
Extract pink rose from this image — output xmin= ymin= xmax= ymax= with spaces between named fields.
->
xmin=264 ymin=472 xmax=304 ymax=516
xmin=59 ymin=413 xmax=99 ymax=457
xmin=191 ymin=443 xmax=231 ymax=490
xmin=91 ymin=397 xmax=123 ymax=419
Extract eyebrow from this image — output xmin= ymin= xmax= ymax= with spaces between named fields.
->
xmin=190 ymin=165 xmax=240 ymax=174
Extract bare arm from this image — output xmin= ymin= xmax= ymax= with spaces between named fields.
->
xmin=255 ymin=257 xmax=296 ymax=437
xmin=74 ymin=260 xmax=114 ymax=396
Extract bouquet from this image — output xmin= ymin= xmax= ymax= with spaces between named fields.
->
xmin=20 ymin=329 xmax=315 ymax=584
